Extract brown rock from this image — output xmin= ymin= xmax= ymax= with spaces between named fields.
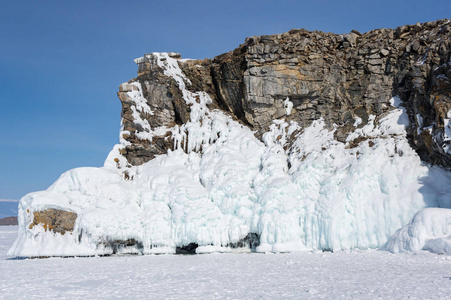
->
xmin=29 ymin=209 xmax=77 ymax=234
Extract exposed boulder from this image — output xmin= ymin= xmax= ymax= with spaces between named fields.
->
xmin=29 ymin=209 xmax=77 ymax=235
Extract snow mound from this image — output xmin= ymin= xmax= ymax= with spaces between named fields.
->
xmin=384 ymin=207 xmax=451 ymax=254
xmin=8 ymin=52 xmax=451 ymax=257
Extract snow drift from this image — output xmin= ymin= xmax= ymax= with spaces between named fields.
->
xmin=8 ymin=53 xmax=451 ymax=257
xmin=384 ymin=208 xmax=451 ymax=254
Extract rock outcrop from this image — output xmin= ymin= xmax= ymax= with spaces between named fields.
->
xmin=9 ymin=20 xmax=451 ymax=257
xmin=29 ymin=209 xmax=77 ymax=235
xmin=120 ymin=19 xmax=451 ymax=168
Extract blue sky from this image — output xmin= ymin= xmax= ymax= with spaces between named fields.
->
xmin=1 ymin=0 xmax=450 ymax=200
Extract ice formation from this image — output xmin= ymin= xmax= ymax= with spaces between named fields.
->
xmin=8 ymin=53 xmax=451 ymax=257
xmin=384 ymin=208 xmax=451 ymax=254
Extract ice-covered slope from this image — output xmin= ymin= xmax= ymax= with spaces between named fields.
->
xmin=9 ymin=52 xmax=451 ymax=257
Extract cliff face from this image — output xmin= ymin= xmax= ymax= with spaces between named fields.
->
xmin=9 ymin=20 xmax=451 ymax=257
xmin=119 ymin=19 xmax=451 ymax=168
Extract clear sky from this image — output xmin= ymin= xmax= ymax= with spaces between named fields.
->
xmin=1 ymin=0 xmax=449 ymax=200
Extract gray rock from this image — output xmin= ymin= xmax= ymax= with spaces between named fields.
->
xmin=412 ymin=40 xmax=420 ymax=52
xmin=344 ymin=32 xmax=359 ymax=46
xmin=380 ymin=49 xmax=390 ymax=56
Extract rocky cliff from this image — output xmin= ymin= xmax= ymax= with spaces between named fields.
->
xmin=9 ymin=20 xmax=451 ymax=257
xmin=119 ymin=19 xmax=451 ymax=168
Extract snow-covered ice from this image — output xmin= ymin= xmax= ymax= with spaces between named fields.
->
xmin=8 ymin=52 xmax=451 ymax=257
xmin=1 ymin=226 xmax=451 ymax=299
xmin=385 ymin=207 xmax=451 ymax=254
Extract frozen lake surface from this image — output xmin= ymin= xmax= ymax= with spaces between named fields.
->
xmin=1 ymin=226 xmax=450 ymax=299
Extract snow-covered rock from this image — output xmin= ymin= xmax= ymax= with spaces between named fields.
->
xmin=9 ymin=51 xmax=451 ymax=257
xmin=8 ymin=20 xmax=451 ymax=256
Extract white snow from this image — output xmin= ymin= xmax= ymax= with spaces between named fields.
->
xmin=8 ymin=52 xmax=451 ymax=257
xmin=416 ymin=113 xmax=423 ymax=134
xmin=128 ymin=82 xmax=154 ymax=141
xmin=1 ymin=226 xmax=451 ymax=299
xmin=283 ymin=96 xmax=293 ymax=116
xmin=353 ymin=116 xmax=362 ymax=127
xmin=442 ymin=113 xmax=451 ymax=154
xmin=118 ymin=81 xmax=156 ymax=143
xmin=385 ymin=207 xmax=451 ymax=254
